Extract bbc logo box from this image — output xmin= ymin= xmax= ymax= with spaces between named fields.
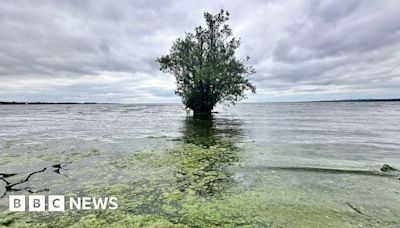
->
xmin=9 ymin=195 xmax=65 ymax=212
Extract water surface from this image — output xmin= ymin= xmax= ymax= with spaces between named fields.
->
xmin=0 ymin=102 xmax=399 ymax=226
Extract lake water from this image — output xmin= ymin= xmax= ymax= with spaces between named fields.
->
xmin=1 ymin=102 xmax=400 ymax=227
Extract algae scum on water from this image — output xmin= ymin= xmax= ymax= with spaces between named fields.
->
xmin=1 ymin=105 xmax=400 ymax=227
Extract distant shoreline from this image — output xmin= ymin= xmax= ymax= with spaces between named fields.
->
xmin=312 ymin=98 xmax=400 ymax=102
xmin=0 ymin=102 xmax=99 ymax=105
xmin=1 ymin=98 xmax=399 ymax=105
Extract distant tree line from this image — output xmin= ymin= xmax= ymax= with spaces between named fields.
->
xmin=0 ymin=101 xmax=97 ymax=105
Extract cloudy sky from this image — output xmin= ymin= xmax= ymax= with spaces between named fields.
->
xmin=1 ymin=0 xmax=400 ymax=103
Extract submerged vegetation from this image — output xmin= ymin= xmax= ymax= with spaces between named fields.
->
xmin=2 ymin=143 xmax=392 ymax=227
xmin=1 ymin=117 xmax=399 ymax=227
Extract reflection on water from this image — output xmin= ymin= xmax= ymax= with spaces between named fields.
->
xmin=180 ymin=116 xmax=244 ymax=146
xmin=172 ymin=117 xmax=243 ymax=196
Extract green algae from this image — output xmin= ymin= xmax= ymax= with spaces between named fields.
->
xmin=1 ymin=118 xmax=399 ymax=227
xmin=110 ymin=149 xmax=168 ymax=169
xmin=168 ymin=142 xmax=239 ymax=196
xmin=3 ymin=141 xmax=16 ymax=150
xmin=1 ymin=188 xmax=390 ymax=227
xmin=0 ymin=153 xmax=20 ymax=166
xmin=2 ymin=143 xmax=397 ymax=227
xmin=38 ymin=148 xmax=101 ymax=163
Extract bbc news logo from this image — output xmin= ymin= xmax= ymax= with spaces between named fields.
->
xmin=9 ymin=195 xmax=118 ymax=212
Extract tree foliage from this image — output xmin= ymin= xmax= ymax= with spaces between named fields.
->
xmin=157 ymin=10 xmax=255 ymax=115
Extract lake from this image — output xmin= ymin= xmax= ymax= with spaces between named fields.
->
xmin=1 ymin=102 xmax=400 ymax=227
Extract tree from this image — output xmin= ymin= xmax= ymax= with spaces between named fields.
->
xmin=157 ymin=10 xmax=255 ymax=116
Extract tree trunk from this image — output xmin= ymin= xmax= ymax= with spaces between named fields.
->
xmin=193 ymin=103 xmax=213 ymax=118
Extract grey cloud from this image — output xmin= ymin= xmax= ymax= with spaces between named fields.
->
xmin=308 ymin=0 xmax=360 ymax=23
xmin=0 ymin=0 xmax=399 ymax=102
xmin=273 ymin=1 xmax=400 ymax=64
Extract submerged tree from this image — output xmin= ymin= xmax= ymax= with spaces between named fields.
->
xmin=157 ymin=10 xmax=256 ymax=116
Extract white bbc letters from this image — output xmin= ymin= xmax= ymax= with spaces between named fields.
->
xmin=9 ymin=195 xmax=118 ymax=211
xmin=29 ymin=195 xmax=45 ymax=211
xmin=9 ymin=195 xmax=26 ymax=211
xmin=48 ymin=195 xmax=65 ymax=212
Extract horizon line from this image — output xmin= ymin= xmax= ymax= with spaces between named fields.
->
xmin=1 ymin=98 xmax=400 ymax=105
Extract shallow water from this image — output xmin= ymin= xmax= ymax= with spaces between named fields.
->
xmin=0 ymin=102 xmax=400 ymax=227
